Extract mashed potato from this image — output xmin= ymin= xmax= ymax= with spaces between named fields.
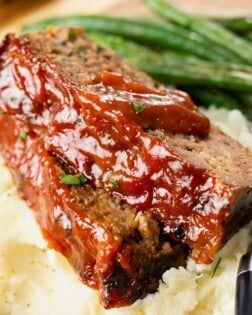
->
xmin=0 ymin=107 xmax=251 ymax=315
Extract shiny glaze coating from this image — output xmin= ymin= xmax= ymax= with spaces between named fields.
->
xmin=0 ymin=33 xmax=235 ymax=267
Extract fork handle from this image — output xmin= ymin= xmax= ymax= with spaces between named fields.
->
xmin=235 ymin=253 xmax=252 ymax=315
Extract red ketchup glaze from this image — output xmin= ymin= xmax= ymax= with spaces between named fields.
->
xmin=92 ymin=70 xmax=210 ymax=137
xmin=0 ymin=113 xmax=128 ymax=307
xmin=0 ymin=34 xmax=234 ymax=265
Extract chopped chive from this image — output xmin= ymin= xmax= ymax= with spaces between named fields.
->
xmin=132 ymin=101 xmax=145 ymax=113
xmin=0 ymin=111 xmax=6 ymax=115
xmin=109 ymin=178 xmax=119 ymax=187
xmin=78 ymin=174 xmax=88 ymax=184
xmin=60 ymin=175 xmax=80 ymax=186
xmin=211 ymin=257 xmax=222 ymax=277
xmin=151 ymin=95 xmax=162 ymax=101
xmin=69 ymin=30 xmax=78 ymax=41
xmin=116 ymin=92 xmax=125 ymax=98
xmin=19 ymin=130 xmax=27 ymax=140
xmin=60 ymin=174 xmax=87 ymax=186
xmin=10 ymin=96 xmax=17 ymax=102
xmin=76 ymin=117 xmax=82 ymax=123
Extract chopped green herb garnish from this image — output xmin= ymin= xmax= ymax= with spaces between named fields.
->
xmin=76 ymin=117 xmax=82 ymax=123
xmin=116 ymin=92 xmax=125 ymax=98
xmin=151 ymin=95 xmax=162 ymax=101
xmin=0 ymin=111 xmax=6 ymax=115
xmin=109 ymin=178 xmax=119 ymax=187
xmin=69 ymin=30 xmax=78 ymax=41
xmin=79 ymin=174 xmax=88 ymax=184
xmin=132 ymin=101 xmax=145 ymax=113
xmin=211 ymin=257 xmax=222 ymax=277
xmin=19 ymin=130 xmax=27 ymax=140
xmin=10 ymin=96 xmax=17 ymax=102
xmin=60 ymin=174 xmax=87 ymax=186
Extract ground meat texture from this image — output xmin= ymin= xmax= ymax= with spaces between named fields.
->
xmin=0 ymin=27 xmax=252 ymax=308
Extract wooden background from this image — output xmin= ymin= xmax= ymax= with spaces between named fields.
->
xmin=1 ymin=0 xmax=252 ymax=38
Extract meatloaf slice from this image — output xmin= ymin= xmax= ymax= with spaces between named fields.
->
xmin=0 ymin=29 xmax=189 ymax=308
xmin=0 ymin=27 xmax=252 ymax=307
xmin=0 ymin=113 xmax=187 ymax=309
xmin=150 ymin=125 xmax=252 ymax=261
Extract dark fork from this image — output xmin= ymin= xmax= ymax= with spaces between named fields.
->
xmin=235 ymin=239 xmax=252 ymax=315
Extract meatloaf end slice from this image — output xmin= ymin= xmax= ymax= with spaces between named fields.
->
xmin=151 ymin=126 xmax=252 ymax=261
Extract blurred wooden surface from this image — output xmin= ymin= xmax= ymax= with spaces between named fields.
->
xmin=1 ymin=0 xmax=252 ymax=38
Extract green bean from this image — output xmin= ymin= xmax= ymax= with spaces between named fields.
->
xmin=140 ymin=63 xmax=252 ymax=92
xmin=22 ymin=15 xmax=240 ymax=62
xmin=144 ymin=0 xmax=252 ymax=64
xmin=87 ymin=30 xmax=191 ymax=62
xmin=86 ymin=31 xmax=252 ymax=93
xmin=88 ymin=31 xmax=252 ymax=71
xmin=215 ymin=16 xmax=252 ymax=33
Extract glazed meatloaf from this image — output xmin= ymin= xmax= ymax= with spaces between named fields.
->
xmin=0 ymin=27 xmax=252 ymax=308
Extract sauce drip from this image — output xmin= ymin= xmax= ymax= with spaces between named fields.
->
xmin=91 ymin=70 xmax=210 ymax=137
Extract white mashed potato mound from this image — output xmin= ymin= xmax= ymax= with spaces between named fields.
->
xmin=0 ymin=107 xmax=251 ymax=315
